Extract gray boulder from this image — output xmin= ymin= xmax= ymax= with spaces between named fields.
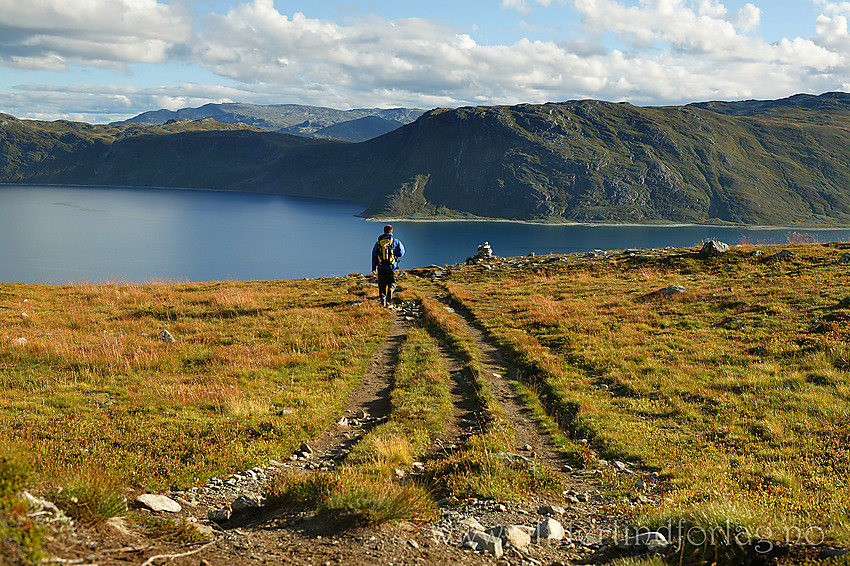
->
xmin=700 ymin=240 xmax=730 ymax=257
xmin=534 ymin=518 xmax=566 ymax=541
xmin=658 ymin=285 xmax=687 ymax=296
xmin=208 ymin=507 xmax=232 ymax=523
xmin=839 ymin=253 xmax=850 ymax=264
xmin=231 ymin=494 xmax=262 ymax=512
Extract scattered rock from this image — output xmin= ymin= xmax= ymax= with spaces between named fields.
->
xmin=230 ymin=494 xmax=262 ymax=512
xmin=158 ymin=329 xmax=176 ymax=343
xmin=191 ymin=522 xmax=216 ymax=539
xmin=356 ymin=409 xmax=370 ymax=419
xmin=764 ymin=249 xmax=794 ymax=263
xmin=337 ymin=416 xmax=349 ymax=426
xmin=299 ymin=442 xmax=313 ymax=454
xmin=839 ymin=253 xmax=850 ymax=264
xmin=700 ymin=240 xmax=730 ymax=257
xmin=208 ymin=507 xmax=232 ymax=523
xmin=459 ymin=517 xmax=486 ymax=532
xmin=9 ymin=337 xmax=27 ymax=346
xmin=487 ymin=525 xmax=531 ymax=549
xmin=463 ymin=531 xmax=503 ymax=557
xmin=136 ymin=494 xmax=182 ymax=513
xmin=615 ymin=531 xmax=669 ymax=551
xmin=539 ymin=504 xmax=566 ymax=516
xmin=535 ymin=518 xmax=566 ymax=541
xmin=658 ymin=285 xmax=687 ymax=296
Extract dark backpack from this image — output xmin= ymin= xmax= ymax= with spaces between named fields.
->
xmin=376 ymin=234 xmax=396 ymax=268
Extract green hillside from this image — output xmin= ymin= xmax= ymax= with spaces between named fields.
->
xmin=3 ymin=92 xmax=850 ymax=226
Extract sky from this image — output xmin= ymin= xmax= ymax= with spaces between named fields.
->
xmin=0 ymin=0 xmax=849 ymax=123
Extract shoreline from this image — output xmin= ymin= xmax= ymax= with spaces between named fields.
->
xmin=364 ymin=216 xmax=850 ymax=231
xmin=5 ymin=183 xmax=850 ymax=231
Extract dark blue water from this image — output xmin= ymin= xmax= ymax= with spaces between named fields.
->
xmin=2 ymin=185 xmax=850 ymax=284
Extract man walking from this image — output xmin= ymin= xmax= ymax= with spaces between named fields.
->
xmin=371 ymin=224 xmax=405 ymax=307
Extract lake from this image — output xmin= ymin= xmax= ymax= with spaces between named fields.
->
xmin=2 ymin=184 xmax=850 ymax=284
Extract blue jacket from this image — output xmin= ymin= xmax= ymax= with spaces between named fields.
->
xmin=372 ymin=233 xmax=405 ymax=271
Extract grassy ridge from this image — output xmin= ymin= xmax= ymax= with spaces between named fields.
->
xmin=442 ymin=243 xmax=850 ymax=543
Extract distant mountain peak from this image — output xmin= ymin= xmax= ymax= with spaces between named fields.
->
xmin=116 ymin=102 xmax=427 ymax=142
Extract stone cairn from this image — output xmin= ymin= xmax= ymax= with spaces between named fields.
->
xmin=466 ymin=242 xmax=495 ymax=265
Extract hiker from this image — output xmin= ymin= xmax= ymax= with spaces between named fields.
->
xmin=371 ymin=224 xmax=405 ymax=307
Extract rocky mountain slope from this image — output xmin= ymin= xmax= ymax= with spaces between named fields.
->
xmin=3 ymin=92 xmax=850 ymax=226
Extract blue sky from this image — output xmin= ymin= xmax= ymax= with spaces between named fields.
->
xmin=1 ymin=0 xmax=848 ymax=123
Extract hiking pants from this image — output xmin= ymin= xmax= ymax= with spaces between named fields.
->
xmin=377 ymin=268 xmax=396 ymax=299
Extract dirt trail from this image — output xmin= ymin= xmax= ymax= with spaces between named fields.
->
xmin=282 ymin=311 xmax=415 ymax=471
xmin=41 ymin=304 xmax=615 ymax=566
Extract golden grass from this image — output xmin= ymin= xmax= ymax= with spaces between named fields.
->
xmin=0 ymin=278 xmax=389 ymax=491
xmin=440 ymin=243 xmax=850 ymax=544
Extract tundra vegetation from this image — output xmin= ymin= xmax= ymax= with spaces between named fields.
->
xmin=1 ymin=241 xmax=850 ymax=564
xmin=440 ymin=242 xmax=850 ymax=546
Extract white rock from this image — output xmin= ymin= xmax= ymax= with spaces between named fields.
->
xmin=9 ymin=337 xmax=27 ymax=346
xmin=158 ymin=329 xmax=176 ymax=343
xmin=487 ymin=525 xmax=531 ymax=549
xmin=535 ymin=518 xmax=566 ymax=541
xmin=136 ymin=494 xmax=182 ymax=513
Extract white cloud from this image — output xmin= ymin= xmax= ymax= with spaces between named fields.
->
xmin=0 ymin=0 xmax=848 ymax=122
xmin=0 ymin=0 xmax=192 ymax=69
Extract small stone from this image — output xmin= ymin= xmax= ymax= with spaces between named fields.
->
xmin=459 ymin=517 xmax=486 ymax=532
xmin=535 ymin=518 xmax=565 ymax=542
xmin=231 ymin=494 xmax=261 ymax=512
xmin=394 ymin=468 xmax=405 ymax=478
xmin=337 ymin=417 xmax=349 ymax=426
xmin=839 ymin=253 xmax=850 ymax=264
xmin=658 ymin=285 xmax=687 ymax=296
xmin=158 ymin=329 xmax=176 ymax=343
xmin=635 ymin=480 xmax=647 ymax=490
xmin=191 ymin=523 xmax=216 ymax=538
xmin=463 ymin=531 xmax=503 ymax=557
xmin=615 ymin=531 xmax=669 ymax=551
xmin=539 ymin=504 xmax=566 ymax=516
xmin=487 ymin=525 xmax=531 ymax=549
xmin=136 ymin=494 xmax=181 ymax=513
xmin=356 ymin=409 xmax=369 ymax=419
xmin=208 ymin=507 xmax=232 ymax=523
xmin=412 ymin=462 xmax=425 ymax=472
xmin=299 ymin=442 xmax=313 ymax=454
xmin=575 ymin=493 xmax=589 ymax=503
xmin=9 ymin=337 xmax=27 ymax=346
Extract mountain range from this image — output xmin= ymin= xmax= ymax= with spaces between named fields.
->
xmin=3 ymin=93 xmax=850 ymax=226
xmin=117 ymin=103 xmax=426 ymax=142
